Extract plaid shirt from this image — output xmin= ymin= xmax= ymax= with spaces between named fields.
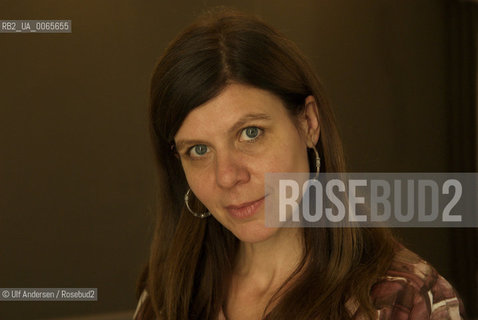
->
xmin=369 ymin=247 xmax=465 ymax=319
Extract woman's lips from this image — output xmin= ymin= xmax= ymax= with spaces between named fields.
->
xmin=226 ymin=196 xmax=266 ymax=219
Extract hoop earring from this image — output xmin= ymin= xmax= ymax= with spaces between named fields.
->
xmin=310 ymin=147 xmax=321 ymax=179
xmin=184 ymin=189 xmax=211 ymax=218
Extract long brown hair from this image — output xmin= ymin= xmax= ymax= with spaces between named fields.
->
xmin=138 ymin=8 xmax=396 ymax=320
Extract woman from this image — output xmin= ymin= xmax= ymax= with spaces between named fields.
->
xmin=134 ymin=8 xmax=465 ymax=320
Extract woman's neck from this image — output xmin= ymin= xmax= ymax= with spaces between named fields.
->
xmin=233 ymin=227 xmax=304 ymax=294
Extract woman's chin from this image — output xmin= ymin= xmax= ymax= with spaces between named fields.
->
xmin=230 ymin=222 xmax=279 ymax=243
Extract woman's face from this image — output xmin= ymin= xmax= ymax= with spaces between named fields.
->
xmin=174 ymin=83 xmax=319 ymax=243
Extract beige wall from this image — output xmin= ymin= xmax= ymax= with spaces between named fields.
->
xmin=0 ymin=1 xmax=460 ymax=319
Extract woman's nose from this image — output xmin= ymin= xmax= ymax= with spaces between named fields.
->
xmin=214 ymin=150 xmax=250 ymax=189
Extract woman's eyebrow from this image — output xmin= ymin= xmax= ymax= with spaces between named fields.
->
xmin=228 ymin=113 xmax=272 ymax=134
xmin=175 ymin=113 xmax=272 ymax=152
xmin=174 ymin=139 xmax=205 ymax=153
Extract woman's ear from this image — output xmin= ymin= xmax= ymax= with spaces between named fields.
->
xmin=300 ymin=95 xmax=320 ymax=147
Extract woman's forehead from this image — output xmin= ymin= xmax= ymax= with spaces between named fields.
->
xmin=174 ymin=84 xmax=287 ymax=139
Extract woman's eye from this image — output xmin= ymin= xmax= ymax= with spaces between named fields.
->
xmin=189 ymin=144 xmax=209 ymax=157
xmin=240 ymin=127 xmax=262 ymax=141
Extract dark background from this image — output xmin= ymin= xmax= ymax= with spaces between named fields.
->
xmin=0 ymin=1 xmax=476 ymax=319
